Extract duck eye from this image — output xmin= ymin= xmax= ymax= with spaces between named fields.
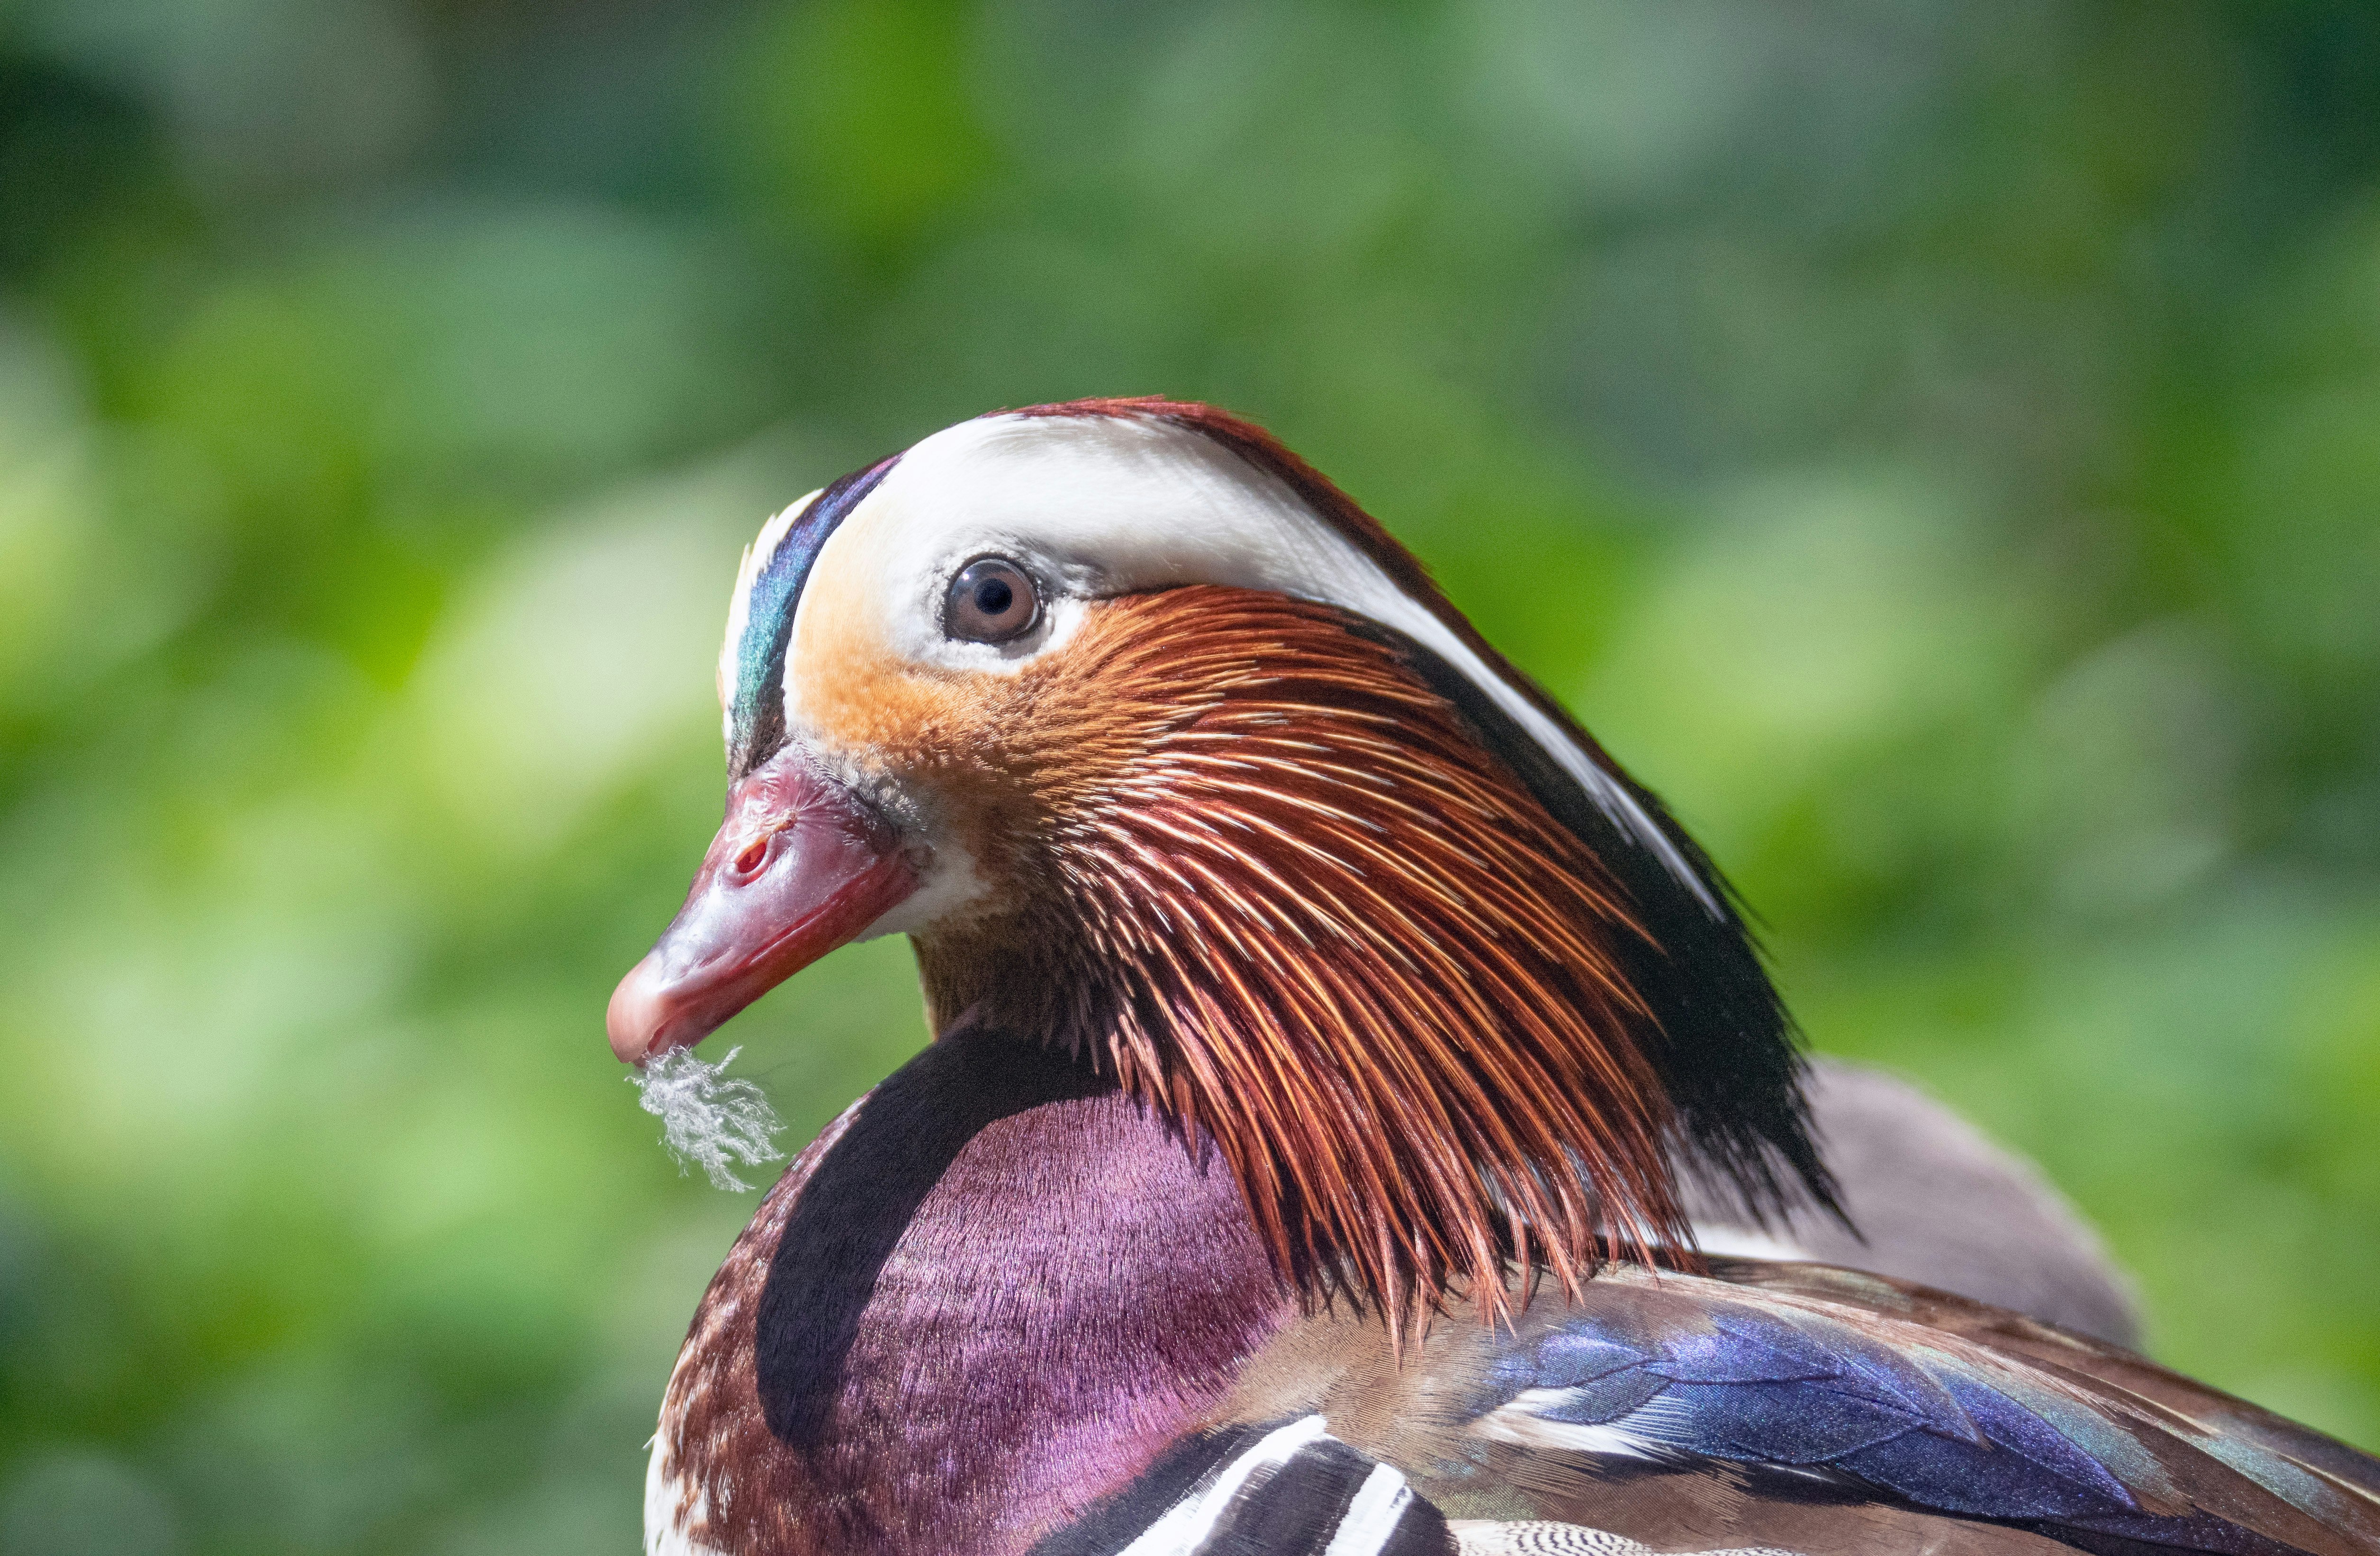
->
xmin=944 ymin=558 xmax=1040 ymax=643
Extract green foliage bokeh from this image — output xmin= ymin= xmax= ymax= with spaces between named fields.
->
xmin=1 ymin=3 xmax=2376 ymax=1551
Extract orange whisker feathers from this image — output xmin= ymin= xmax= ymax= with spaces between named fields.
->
xmin=917 ymin=588 xmax=1698 ymax=1334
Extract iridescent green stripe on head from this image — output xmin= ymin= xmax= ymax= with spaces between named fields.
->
xmin=725 ymin=455 xmax=898 ymax=778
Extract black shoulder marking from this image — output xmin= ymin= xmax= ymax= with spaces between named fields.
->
xmin=1379 ymin=1506 xmax=1460 ymax=1556
xmin=1201 ymin=1435 xmax=1379 ymax=1553
xmin=755 ymin=1023 xmax=1113 ymax=1449
xmin=1346 ymin=616 xmax=1839 ymax=1233
xmin=1029 ymin=1418 xmax=1456 ymax=1556
xmin=1025 ymin=1424 xmax=1270 ymax=1556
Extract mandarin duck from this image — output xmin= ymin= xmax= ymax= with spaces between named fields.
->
xmin=606 ymin=401 xmax=2372 ymax=1556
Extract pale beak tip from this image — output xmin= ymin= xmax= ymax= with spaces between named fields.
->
xmin=607 ymin=955 xmax=671 ymax=1065
xmin=605 ymin=750 xmax=920 ymax=1070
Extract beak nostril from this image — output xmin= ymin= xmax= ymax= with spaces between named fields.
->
xmin=610 ymin=754 xmax=918 ymax=1067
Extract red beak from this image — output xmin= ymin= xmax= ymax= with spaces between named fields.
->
xmin=606 ymin=750 xmax=918 ymax=1065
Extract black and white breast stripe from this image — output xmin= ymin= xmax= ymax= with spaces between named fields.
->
xmin=1030 ymin=1415 xmax=1453 ymax=1556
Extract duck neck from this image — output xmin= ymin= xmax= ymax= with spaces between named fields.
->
xmin=656 ymin=1020 xmax=1291 ymax=1556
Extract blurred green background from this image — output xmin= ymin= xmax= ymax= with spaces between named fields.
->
xmin=1 ymin=1 xmax=2377 ymax=1550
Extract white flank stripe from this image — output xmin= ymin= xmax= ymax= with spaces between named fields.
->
xmin=1322 ymin=1462 xmax=1415 ymax=1556
xmin=1117 ymin=1414 xmax=1333 ymax=1556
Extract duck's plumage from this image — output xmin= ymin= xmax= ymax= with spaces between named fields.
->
xmin=1689 ymin=1061 xmax=2142 ymax=1349
xmin=649 ymin=1025 xmax=2374 ymax=1556
xmin=614 ymin=400 xmax=2375 ymax=1556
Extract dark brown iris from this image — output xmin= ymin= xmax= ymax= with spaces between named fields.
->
xmin=944 ymin=557 xmax=1041 ymax=643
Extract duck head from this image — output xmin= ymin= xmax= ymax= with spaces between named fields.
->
xmin=609 ymin=398 xmax=1832 ymax=1322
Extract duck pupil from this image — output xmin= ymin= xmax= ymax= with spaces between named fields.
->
xmin=975 ymin=578 xmax=1013 ymax=616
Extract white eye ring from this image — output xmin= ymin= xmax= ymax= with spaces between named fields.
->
xmin=943 ymin=557 xmax=1041 ymax=643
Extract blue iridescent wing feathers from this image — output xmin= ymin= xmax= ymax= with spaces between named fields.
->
xmin=1451 ymin=1267 xmax=2380 ymax=1555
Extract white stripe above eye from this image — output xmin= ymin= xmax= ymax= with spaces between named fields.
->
xmin=801 ymin=411 xmax=1719 ymax=915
